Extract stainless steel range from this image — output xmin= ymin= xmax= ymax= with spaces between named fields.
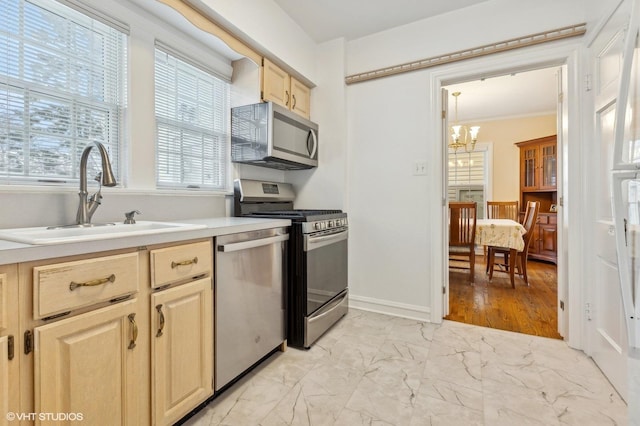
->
xmin=234 ymin=179 xmax=348 ymax=348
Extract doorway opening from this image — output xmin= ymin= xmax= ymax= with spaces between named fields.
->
xmin=443 ymin=66 xmax=562 ymax=339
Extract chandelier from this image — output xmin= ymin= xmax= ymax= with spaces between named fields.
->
xmin=449 ymin=91 xmax=480 ymax=152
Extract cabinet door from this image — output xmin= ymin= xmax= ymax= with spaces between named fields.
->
xmin=290 ymin=77 xmax=310 ymax=119
xmin=521 ymin=145 xmax=539 ymax=190
xmin=539 ymin=142 xmax=557 ymax=190
xmin=0 ymin=268 xmax=18 ymax=424
xmin=262 ymin=58 xmax=290 ymax=108
xmin=0 ymin=336 xmax=7 ymax=426
xmin=34 ymin=300 xmax=139 ymax=425
xmin=528 ymin=223 xmax=541 ymax=255
xmin=539 ymin=224 xmax=558 ymax=257
xmin=151 ymin=278 xmax=213 ymax=426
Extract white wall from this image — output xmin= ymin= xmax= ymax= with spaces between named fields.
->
xmin=347 ymin=0 xmax=588 ymax=75
xmin=344 ymin=0 xmax=588 ymax=319
xmin=347 ymin=71 xmax=432 ymax=319
xmin=194 ymin=0 xmax=317 ymax=82
xmin=287 ymin=39 xmax=348 ymax=210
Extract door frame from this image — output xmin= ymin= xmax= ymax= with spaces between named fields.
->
xmin=429 ymin=42 xmax=584 ymax=349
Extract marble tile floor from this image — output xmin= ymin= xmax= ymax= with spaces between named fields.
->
xmin=184 ymin=309 xmax=627 ymax=426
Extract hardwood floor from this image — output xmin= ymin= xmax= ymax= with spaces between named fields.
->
xmin=446 ymin=256 xmax=561 ymax=339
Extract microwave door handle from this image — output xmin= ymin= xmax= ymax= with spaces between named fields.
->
xmin=307 ymin=129 xmax=318 ymax=159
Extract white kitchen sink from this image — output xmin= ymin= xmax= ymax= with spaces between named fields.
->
xmin=0 ymin=221 xmax=207 ymax=245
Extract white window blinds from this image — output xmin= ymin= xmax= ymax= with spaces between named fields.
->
xmin=0 ymin=0 xmax=126 ymax=185
xmin=154 ymin=44 xmax=230 ymax=190
xmin=448 ymin=151 xmax=485 ymax=186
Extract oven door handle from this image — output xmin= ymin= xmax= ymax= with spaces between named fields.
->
xmin=304 ymin=230 xmax=348 ymax=251
xmin=218 ymin=234 xmax=289 ymax=253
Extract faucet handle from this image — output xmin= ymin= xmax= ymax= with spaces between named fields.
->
xmin=124 ymin=210 xmax=141 ymax=224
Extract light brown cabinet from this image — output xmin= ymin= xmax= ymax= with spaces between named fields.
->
xmin=34 ymin=299 xmax=140 ymax=425
xmin=0 ymin=265 xmax=18 ymax=426
xmin=151 ymin=279 xmax=212 ymax=425
xmin=17 ymin=250 xmax=142 ymax=425
xmin=262 ymin=57 xmax=311 ymax=119
xmin=150 ymin=242 xmax=213 ymax=426
xmin=8 ymin=238 xmax=214 ymax=425
xmin=516 ymin=135 xmax=558 ymax=264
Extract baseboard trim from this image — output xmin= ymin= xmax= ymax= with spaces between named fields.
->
xmin=349 ymin=294 xmax=432 ymax=322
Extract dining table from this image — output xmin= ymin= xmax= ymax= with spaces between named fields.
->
xmin=475 ymin=218 xmax=527 ymax=287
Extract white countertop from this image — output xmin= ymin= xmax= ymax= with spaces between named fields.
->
xmin=0 ymin=217 xmax=291 ymax=265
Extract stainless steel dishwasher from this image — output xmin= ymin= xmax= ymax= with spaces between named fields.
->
xmin=214 ymin=227 xmax=288 ymax=391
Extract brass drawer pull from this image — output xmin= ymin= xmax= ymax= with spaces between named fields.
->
xmin=128 ymin=313 xmax=137 ymax=350
xmin=171 ymin=257 xmax=198 ymax=269
xmin=156 ymin=304 xmax=165 ymax=337
xmin=69 ymin=274 xmax=116 ymax=291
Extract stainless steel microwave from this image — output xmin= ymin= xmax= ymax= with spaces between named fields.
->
xmin=231 ymin=102 xmax=318 ymax=170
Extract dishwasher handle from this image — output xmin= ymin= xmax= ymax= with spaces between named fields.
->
xmin=217 ymin=234 xmax=289 ymax=253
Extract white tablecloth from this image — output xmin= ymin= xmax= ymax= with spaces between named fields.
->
xmin=475 ymin=218 xmax=526 ymax=251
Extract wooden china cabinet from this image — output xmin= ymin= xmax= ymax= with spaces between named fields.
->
xmin=516 ymin=135 xmax=558 ymax=264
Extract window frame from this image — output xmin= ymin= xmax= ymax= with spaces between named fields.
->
xmin=153 ymin=44 xmax=231 ymax=191
xmin=0 ymin=0 xmax=128 ymax=187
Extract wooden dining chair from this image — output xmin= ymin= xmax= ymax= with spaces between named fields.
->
xmin=486 ymin=201 xmax=519 ymax=221
xmin=449 ymin=201 xmax=477 ymax=284
xmin=487 ymin=201 xmax=540 ymax=287
xmin=483 ymin=201 xmax=519 ymax=258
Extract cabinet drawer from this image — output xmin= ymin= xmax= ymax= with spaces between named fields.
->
xmin=34 ymin=252 xmax=139 ymax=319
xmin=537 ymin=215 xmax=549 ymax=224
xmin=548 ymin=214 xmax=557 ymax=225
xmin=150 ymin=241 xmax=212 ymax=288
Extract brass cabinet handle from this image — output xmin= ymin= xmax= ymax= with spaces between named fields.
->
xmin=128 ymin=313 xmax=137 ymax=350
xmin=156 ymin=304 xmax=165 ymax=337
xmin=285 ymin=90 xmax=290 ymax=106
xmin=69 ymin=274 xmax=116 ymax=291
xmin=292 ymin=94 xmax=297 ymax=109
xmin=171 ymin=257 xmax=198 ymax=269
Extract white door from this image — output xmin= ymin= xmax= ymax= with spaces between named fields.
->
xmin=611 ymin=0 xmax=640 ymax=419
xmin=587 ymin=0 xmax=634 ymax=400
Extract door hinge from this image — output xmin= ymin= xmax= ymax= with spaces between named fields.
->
xmin=584 ymin=74 xmax=592 ymax=91
xmin=559 ymin=196 xmax=564 ymax=207
xmin=560 ymin=300 xmax=565 ymax=311
xmin=442 ymin=286 xmax=446 ymax=294
xmin=7 ymin=335 xmax=14 ymax=360
xmin=558 ymin=92 xmax=564 ymax=103
xmin=442 ymin=109 xmax=446 ymax=119
xmin=24 ymin=330 xmax=33 ymax=355
xmin=260 ymin=90 xmax=264 ymax=101
xmin=585 ymin=302 xmax=592 ymax=321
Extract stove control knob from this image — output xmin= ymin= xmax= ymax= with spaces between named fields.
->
xmin=314 ymin=222 xmax=321 ymax=230
xmin=328 ymin=220 xmax=334 ymax=228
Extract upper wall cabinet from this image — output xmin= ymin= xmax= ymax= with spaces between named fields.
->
xmin=262 ymin=58 xmax=311 ymax=119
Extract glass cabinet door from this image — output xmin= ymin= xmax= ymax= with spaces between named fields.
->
xmin=522 ymin=146 xmax=538 ymax=190
xmin=540 ymin=142 xmax=557 ymax=189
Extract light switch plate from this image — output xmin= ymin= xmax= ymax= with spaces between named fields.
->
xmin=413 ymin=161 xmax=427 ymax=175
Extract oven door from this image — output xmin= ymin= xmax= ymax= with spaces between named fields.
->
xmin=304 ymin=228 xmax=348 ymax=316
